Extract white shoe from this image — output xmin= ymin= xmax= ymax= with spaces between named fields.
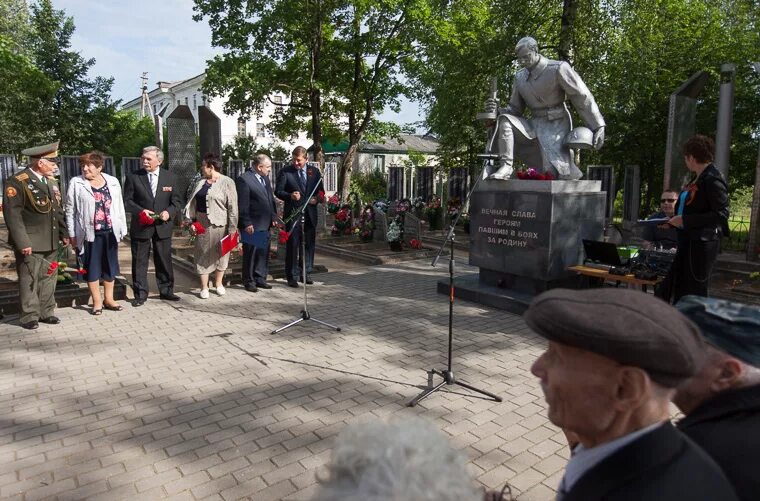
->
xmin=199 ymin=288 xmax=209 ymax=299
xmin=215 ymin=285 xmax=226 ymax=296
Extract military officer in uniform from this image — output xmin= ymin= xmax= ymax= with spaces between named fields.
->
xmin=3 ymin=141 xmax=70 ymax=330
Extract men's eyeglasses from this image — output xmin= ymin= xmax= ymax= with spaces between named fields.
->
xmin=661 ymin=198 xmax=677 ymax=203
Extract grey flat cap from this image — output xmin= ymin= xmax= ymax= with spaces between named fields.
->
xmin=524 ymin=288 xmax=706 ymax=387
xmin=676 ymin=295 xmax=760 ymax=368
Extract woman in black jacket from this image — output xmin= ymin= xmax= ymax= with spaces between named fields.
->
xmin=666 ymin=135 xmax=730 ymax=302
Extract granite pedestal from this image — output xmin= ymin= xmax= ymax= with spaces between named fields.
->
xmin=441 ymin=180 xmax=605 ymax=313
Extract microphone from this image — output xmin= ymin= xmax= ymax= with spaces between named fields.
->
xmin=477 ymin=153 xmax=501 ymax=159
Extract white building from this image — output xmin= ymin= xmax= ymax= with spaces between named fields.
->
xmin=121 ymin=73 xmax=311 ymax=151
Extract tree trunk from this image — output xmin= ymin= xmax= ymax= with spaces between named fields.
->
xmin=747 ymin=140 xmax=760 ymax=261
xmin=559 ymin=0 xmax=578 ymax=62
xmin=338 ymin=143 xmax=359 ymax=199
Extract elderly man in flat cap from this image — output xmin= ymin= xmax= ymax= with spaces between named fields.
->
xmin=673 ymin=296 xmax=760 ymax=501
xmin=523 ymin=288 xmax=737 ymax=500
xmin=3 ymin=141 xmax=70 ymax=330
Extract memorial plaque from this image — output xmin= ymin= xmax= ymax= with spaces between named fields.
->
xmin=448 ymin=167 xmax=469 ymax=201
xmin=622 ymin=165 xmax=640 ymax=222
xmin=416 ymin=167 xmax=434 ymax=200
xmin=227 ymin=159 xmax=244 ymax=180
xmin=587 ymin=165 xmax=614 ymax=221
xmin=167 ymin=104 xmax=197 ymax=205
xmin=388 ymin=166 xmax=404 ymax=201
xmin=323 ymin=162 xmax=338 ymax=192
xmin=470 ymin=180 xmax=604 ymax=288
xmin=121 ymin=157 xmax=141 ymax=186
xmin=0 ymin=154 xmax=17 ymax=194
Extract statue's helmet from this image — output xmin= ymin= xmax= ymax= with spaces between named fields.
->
xmin=564 ymin=126 xmax=594 ymax=149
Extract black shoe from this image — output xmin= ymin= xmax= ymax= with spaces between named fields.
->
xmin=160 ymin=293 xmax=181 ymax=301
xmin=256 ymin=282 xmax=272 ymax=290
xmin=133 ymin=298 xmax=146 ymax=307
xmin=21 ymin=320 xmax=39 ymax=330
xmin=287 ymin=280 xmax=299 ymax=288
xmin=244 ymin=285 xmax=258 ymax=293
xmin=305 ymin=275 xmax=314 ymax=285
xmin=39 ymin=316 xmax=60 ymax=324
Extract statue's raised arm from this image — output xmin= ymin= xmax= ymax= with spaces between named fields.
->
xmin=480 ymin=36 xmax=605 ymax=180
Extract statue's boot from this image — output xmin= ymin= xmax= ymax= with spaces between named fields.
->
xmin=488 ymin=159 xmax=513 ymax=180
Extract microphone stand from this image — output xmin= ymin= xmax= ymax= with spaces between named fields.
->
xmin=407 ymin=127 xmax=503 ymax=407
xmin=272 ymin=168 xmax=341 ymax=334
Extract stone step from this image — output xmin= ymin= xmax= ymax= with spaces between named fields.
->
xmin=0 ymin=277 xmax=129 ymax=315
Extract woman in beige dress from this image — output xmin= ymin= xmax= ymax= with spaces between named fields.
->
xmin=183 ymin=153 xmax=238 ymax=298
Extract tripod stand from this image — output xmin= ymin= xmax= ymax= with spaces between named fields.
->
xmin=272 ymin=171 xmax=341 ymax=335
xmin=407 ymin=154 xmax=503 ymax=406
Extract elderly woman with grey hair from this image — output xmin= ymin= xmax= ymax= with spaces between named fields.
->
xmin=311 ymin=419 xmax=482 ymax=501
xmin=183 ymin=153 xmax=238 ymax=298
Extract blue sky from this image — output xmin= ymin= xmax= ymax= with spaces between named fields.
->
xmin=56 ymin=0 xmax=423 ymax=126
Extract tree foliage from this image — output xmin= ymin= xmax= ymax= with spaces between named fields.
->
xmin=193 ymin=0 xmax=424 ymax=197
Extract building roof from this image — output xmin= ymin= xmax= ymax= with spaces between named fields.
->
xmin=360 ymin=134 xmax=439 ymax=154
xmin=121 ymin=73 xmax=206 ymax=109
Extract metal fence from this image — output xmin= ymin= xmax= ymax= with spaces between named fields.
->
xmin=724 ymin=216 xmax=750 ymax=252
xmin=58 ymin=155 xmax=116 ymax=191
xmin=0 ymin=154 xmax=17 ymax=196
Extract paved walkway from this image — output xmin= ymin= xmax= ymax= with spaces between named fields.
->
xmin=0 ymin=256 xmax=564 ymax=500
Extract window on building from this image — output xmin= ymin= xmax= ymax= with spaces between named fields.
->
xmin=193 ymin=94 xmax=197 ymax=109
xmin=273 ymin=95 xmax=283 ymax=105
xmin=152 ymin=104 xmax=156 ymax=113
xmin=257 ymin=123 xmax=266 ymax=137
xmin=237 ymin=118 xmax=246 ymax=137
xmin=373 ymin=155 xmax=386 ymax=172
xmin=184 ymin=97 xmax=188 ymax=106
xmin=176 ymin=99 xmax=180 ymax=106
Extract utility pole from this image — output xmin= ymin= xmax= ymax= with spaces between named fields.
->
xmin=140 ymin=72 xmax=153 ymax=119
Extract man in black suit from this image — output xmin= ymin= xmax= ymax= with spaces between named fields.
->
xmin=500 ymin=288 xmax=738 ymax=501
xmin=123 ymin=146 xmax=181 ymax=305
xmin=275 ymin=146 xmax=323 ymax=288
xmin=236 ymin=154 xmax=276 ymax=292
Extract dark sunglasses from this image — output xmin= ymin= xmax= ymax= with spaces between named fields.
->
xmin=661 ymin=198 xmax=677 ymax=203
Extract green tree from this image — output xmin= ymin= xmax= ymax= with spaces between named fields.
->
xmin=0 ymin=34 xmax=57 ymax=155
xmin=29 ymin=0 xmax=117 ymax=154
xmin=0 ymin=0 xmax=33 ymax=53
xmin=193 ymin=0 xmax=423 ymax=197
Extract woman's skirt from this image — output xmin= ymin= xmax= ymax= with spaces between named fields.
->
xmin=82 ymin=231 xmax=119 ymax=282
xmin=194 ymin=212 xmax=231 ymax=274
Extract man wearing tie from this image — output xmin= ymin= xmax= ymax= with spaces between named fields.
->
xmin=236 ymin=154 xmax=276 ymax=292
xmin=123 ymin=146 xmax=181 ymax=305
xmin=275 ymin=146 xmax=323 ymax=288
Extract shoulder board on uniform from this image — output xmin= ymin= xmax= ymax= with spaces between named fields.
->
xmin=14 ymin=172 xmax=29 ymax=181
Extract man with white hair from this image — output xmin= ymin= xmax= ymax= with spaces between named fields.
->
xmin=123 ymin=145 xmax=181 ymax=305
xmin=311 ymin=419 xmax=481 ymax=501
xmin=674 ymin=296 xmax=760 ymax=501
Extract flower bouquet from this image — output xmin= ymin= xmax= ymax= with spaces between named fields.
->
xmin=354 ymin=205 xmax=375 ymax=242
xmin=332 ymin=206 xmax=353 ymax=236
xmin=387 ymin=216 xmax=404 ymax=251
xmin=515 ymin=167 xmax=555 ymax=180
xmin=408 ymin=238 xmax=422 ymax=250
xmin=138 ymin=210 xmax=161 ymax=225
xmin=186 ymin=221 xmax=206 ymax=244
xmin=327 ymin=194 xmax=341 ymax=214
xmin=424 ymin=196 xmax=442 ymax=230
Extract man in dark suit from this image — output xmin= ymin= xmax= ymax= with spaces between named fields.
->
xmin=275 ymin=146 xmax=323 ymax=288
xmin=674 ymin=296 xmax=760 ymax=501
xmin=495 ymin=288 xmax=738 ymax=501
xmin=123 ymin=146 xmax=181 ymax=305
xmin=236 ymin=154 xmax=276 ymax=292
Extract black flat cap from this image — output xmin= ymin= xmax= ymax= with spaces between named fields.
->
xmin=676 ymin=295 xmax=760 ymax=368
xmin=524 ymin=288 xmax=706 ymax=387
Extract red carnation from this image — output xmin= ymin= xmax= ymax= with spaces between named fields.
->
xmin=317 ymin=190 xmax=325 ymax=203
xmin=46 ymin=261 xmax=59 ymax=276
xmin=138 ymin=211 xmax=159 ymax=225
xmin=191 ymin=221 xmax=206 ymax=235
xmin=278 ymin=230 xmax=289 ymax=244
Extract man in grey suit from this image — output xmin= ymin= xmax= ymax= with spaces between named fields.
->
xmin=236 ymin=154 xmax=276 ymax=292
xmin=123 ymin=146 xmax=181 ymax=305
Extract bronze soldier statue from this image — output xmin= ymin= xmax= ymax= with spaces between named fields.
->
xmin=3 ymin=141 xmax=70 ymax=330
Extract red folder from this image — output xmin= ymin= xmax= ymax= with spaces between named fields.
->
xmin=219 ymin=231 xmax=239 ymax=257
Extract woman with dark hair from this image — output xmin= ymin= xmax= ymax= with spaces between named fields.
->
xmin=65 ymin=151 xmax=128 ymax=314
xmin=665 ymin=135 xmax=730 ymax=302
xmin=183 ymin=153 xmax=238 ymax=298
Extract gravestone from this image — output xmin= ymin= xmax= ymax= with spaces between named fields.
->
xmin=0 ymin=154 xmax=17 ymax=195
xmin=166 ymin=104 xmax=197 ymax=205
xmin=448 ymin=167 xmax=469 ymax=201
xmin=322 ymin=162 xmax=338 ymax=192
xmin=198 ymin=105 xmax=222 ymax=159
xmin=451 ymin=180 xmax=605 ymax=313
xmin=622 ymin=165 xmax=641 ymax=223
xmin=374 ymin=210 xmax=388 ymax=241
xmin=587 ymin=165 xmax=614 ymax=222
xmin=317 ymin=203 xmax=327 ymax=233
xmin=388 ymin=166 xmax=404 ymax=201
xmin=121 ymin=157 xmax=141 ymax=186
xmin=416 ymin=167 xmax=434 ymax=200
xmin=227 ymin=159 xmax=244 ymax=180
xmin=665 ymin=71 xmax=709 ymax=190
xmin=404 ymin=212 xmax=422 ymax=242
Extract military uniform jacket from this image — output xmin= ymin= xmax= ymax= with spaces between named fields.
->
xmin=677 ymin=385 xmax=760 ymax=501
xmin=563 ymin=423 xmax=737 ymax=500
xmin=3 ymin=167 xmax=68 ymax=252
